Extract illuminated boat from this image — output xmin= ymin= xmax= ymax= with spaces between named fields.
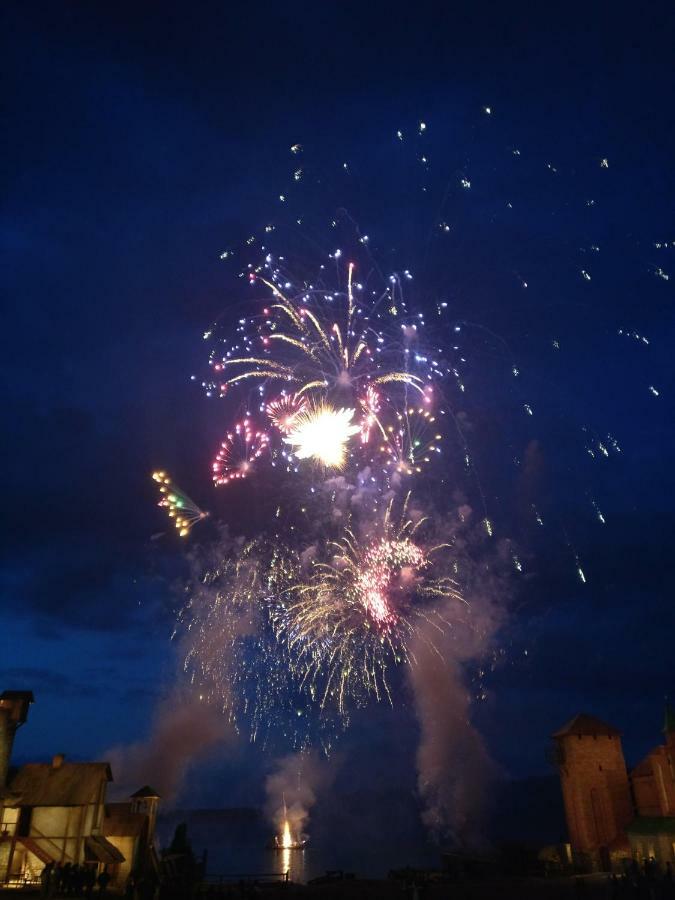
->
xmin=268 ymin=797 xmax=308 ymax=850
xmin=270 ymin=834 xmax=308 ymax=850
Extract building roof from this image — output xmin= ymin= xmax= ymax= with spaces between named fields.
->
xmin=103 ymin=802 xmax=148 ymax=837
xmin=130 ymin=785 xmax=160 ymax=799
xmin=8 ymin=762 xmax=112 ymax=806
xmin=552 ymin=713 xmax=622 ymax=738
xmin=626 ymin=817 xmax=675 ymax=836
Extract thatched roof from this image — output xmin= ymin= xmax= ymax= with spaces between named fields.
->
xmin=9 ymin=762 xmax=112 ymax=806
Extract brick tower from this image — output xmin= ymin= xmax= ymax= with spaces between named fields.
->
xmin=552 ymin=713 xmax=634 ymax=870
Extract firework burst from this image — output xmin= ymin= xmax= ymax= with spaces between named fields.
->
xmin=151 ymin=471 xmax=209 ymax=537
xmin=266 ymin=393 xmax=307 ymax=434
xmin=379 ymin=403 xmax=443 ymax=476
xmin=282 ymin=401 xmax=360 ymax=468
xmin=206 ymin=261 xmax=426 ymax=402
xmin=212 ymin=417 xmax=270 ymax=486
xmin=274 ymin=495 xmax=464 ymax=715
xmin=158 ymin=109 xmax=666 ymax=776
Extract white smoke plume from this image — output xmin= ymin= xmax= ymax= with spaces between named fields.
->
xmin=407 ymin=509 xmax=509 ymax=848
xmin=106 ymin=689 xmax=232 ymax=804
xmin=409 ymin=641 xmax=497 ymax=847
xmin=264 ymin=751 xmax=335 ymax=840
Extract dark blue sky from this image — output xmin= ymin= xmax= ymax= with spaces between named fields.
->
xmin=2 ymin=2 xmax=674 ymax=813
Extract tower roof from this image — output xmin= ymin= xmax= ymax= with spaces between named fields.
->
xmin=552 ymin=713 xmax=621 ymax=738
xmin=130 ymin=785 xmax=160 ymax=799
xmin=664 ymin=703 xmax=675 ymax=734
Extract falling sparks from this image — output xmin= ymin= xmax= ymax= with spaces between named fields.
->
xmin=159 ymin=111 xmax=665 ymax=750
xmin=591 ymin=500 xmax=606 ymax=524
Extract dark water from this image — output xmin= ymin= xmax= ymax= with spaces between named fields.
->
xmin=156 ymin=779 xmax=564 ymax=884
xmin=198 ymin=843 xmax=441 ymax=884
xmin=157 ymin=808 xmax=440 ymax=884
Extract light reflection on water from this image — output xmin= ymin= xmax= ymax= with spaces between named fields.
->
xmin=158 ymin=812 xmax=439 ymax=884
xmin=277 ymin=846 xmax=306 ymax=883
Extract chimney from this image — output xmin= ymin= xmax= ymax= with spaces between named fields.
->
xmin=52 ymin=753 xmax=65 ymax=770
xmin=0 ymin=691 xmax=34 ymax=790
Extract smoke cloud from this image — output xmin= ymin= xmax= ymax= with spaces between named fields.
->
xmin=408 ymin=511 xmax=508 ymax=848
xmin=264 ymin=751 xmax=336 ymax=839
xmin=106 ymin=689 xmax=232 ymax=803
xmin=409 ymin=643 xmax=497 ymax=848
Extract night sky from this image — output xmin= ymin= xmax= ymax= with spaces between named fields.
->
xmin=2 ymin=2 xmax=674 ymax=821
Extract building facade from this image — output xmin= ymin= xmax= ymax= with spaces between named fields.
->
xmin=0 ymin=689 xmax=160 ymax=889
xmin=553 ymin=707 xmax=675 ymax=871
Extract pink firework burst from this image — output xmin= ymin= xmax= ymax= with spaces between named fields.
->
xmin=212 ymin=418 xmax=270 ymax=486
xmin=266 ymin=393 xmax=307 ymax=434
xmin=355 ymin=538 xmax=426 ymax=626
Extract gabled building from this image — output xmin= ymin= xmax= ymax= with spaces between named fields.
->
xmin=0 ymin=689 xmax=160 ymax=889
xmin=0 ymin=755 xmax=124 ymax=881
xmin=553 ymin=705 xmax=675 ymax=871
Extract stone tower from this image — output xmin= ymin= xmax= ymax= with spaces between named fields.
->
xmin=552 ymin=713 xmax=634 ymax=870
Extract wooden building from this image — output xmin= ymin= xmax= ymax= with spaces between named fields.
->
xmin=0 ymin=689 xmax=160 ymax=889
xmin=0 ymin=755 xmax=123 ymax=882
